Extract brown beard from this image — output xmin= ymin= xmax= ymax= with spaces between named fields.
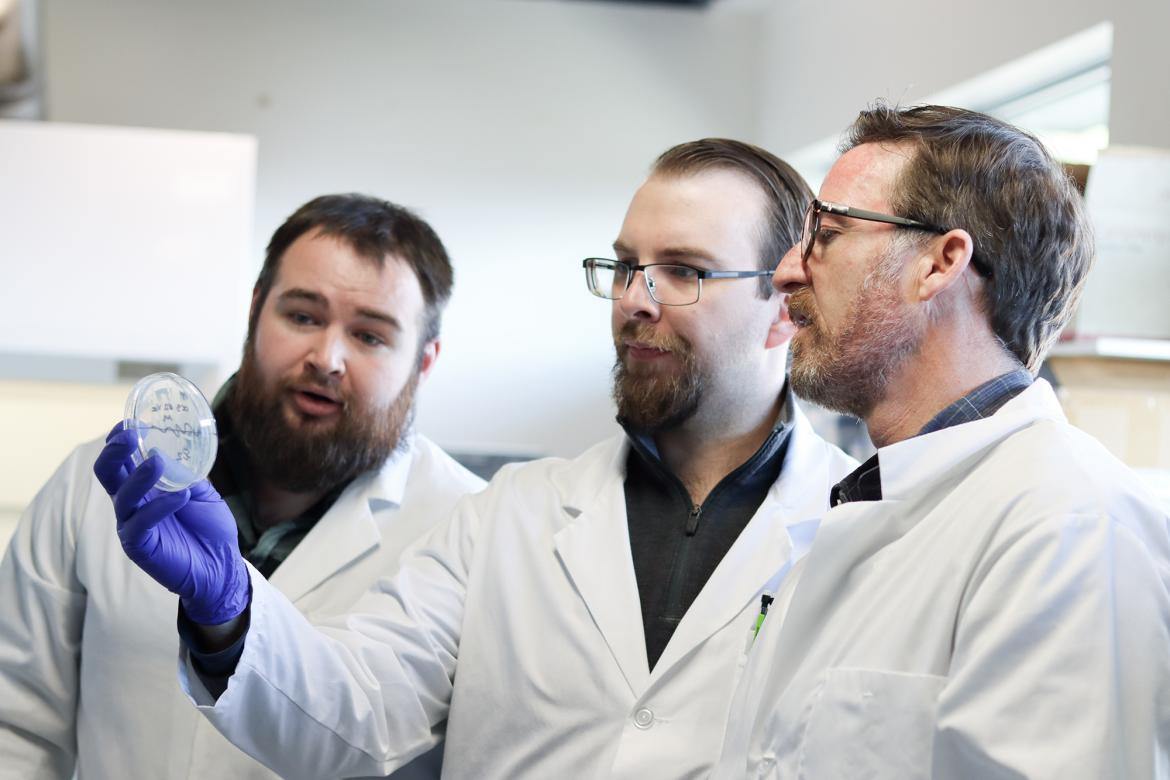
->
xmin=228 ymin=340 xmax=418 ymax=493
xmin=611 ymin=321 xmax=703 ymax=433
xmin=787 ymin=248 xmax=923 ymax=419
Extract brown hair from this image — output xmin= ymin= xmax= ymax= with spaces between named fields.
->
xmin=843 ymin=103 xmax=1094 ymax=371
xmin=252 ymin=193 xmax=453 ymax=346
xmin=652 ymin=139 xmax=813 ymax=297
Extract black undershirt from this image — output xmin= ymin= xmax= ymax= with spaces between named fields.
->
xmin=622 ymin=408 xmax=792 ymax=671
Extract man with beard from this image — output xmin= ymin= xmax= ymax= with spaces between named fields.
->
xmin=97 ymin=139 xmax=856 ymax=778
xmin=0 ymin=194 xmax=485 ymax=780
xmin=713 ymin=105 xmax=1170 ymax=779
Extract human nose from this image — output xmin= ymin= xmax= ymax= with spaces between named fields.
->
xmin=616 ymin=268 xmax=661 ymax=321
xmin=306 ymin=326 xmax=347 ymax=376
xmin=772 ymin=243 xmax=810 ymax=295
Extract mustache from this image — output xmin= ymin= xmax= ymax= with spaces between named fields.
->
xmin=786 ymin=289 xmax=819 ymax=327
xmin=616 ymin=321 xmax=689 ymax=353
xmin=283 ymin=366 xmax=347 ymax=405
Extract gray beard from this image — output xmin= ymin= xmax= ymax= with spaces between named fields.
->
xmin=787 ymin=264 xmax=923 ymax=419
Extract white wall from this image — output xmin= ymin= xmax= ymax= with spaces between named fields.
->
xmin=38 ymin=0 xmax=766 ymax=459
xmin=0 ymin=379 xmax=130 ymax=546
xmin=755 ymin=0 xmax=1168 ymax=155
xmin=9 ymin=0 xmax=1170 ymax=515
xmin=1109 ymin=0 xmax=1170 ymax=148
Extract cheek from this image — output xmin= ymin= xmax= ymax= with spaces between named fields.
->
xmin=668 ymin=312 xmax=718 ymax=361
xmin=352 ymin=354 xmax=415 ymax=408
xmin=806 ymin=276 xmax=850 ymax=331
xmin=250 ymin=330 xmax=294 ymax=383
xmin=610 ymin=304 xmax=625 ymax=337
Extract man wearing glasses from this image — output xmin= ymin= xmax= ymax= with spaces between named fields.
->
xmin=714 ymin=104 xmax=1170 ymax=778
xmin=95 ymin=139 xmax=856 ymax=778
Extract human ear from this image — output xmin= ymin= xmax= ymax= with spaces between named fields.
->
xmin=417 ymin=339 xmax=440 ymax=384
xmin=916 ymin=229 xmax=975 ymax=303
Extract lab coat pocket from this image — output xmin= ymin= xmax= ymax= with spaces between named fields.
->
xmin=797 ymin=667 xmax=946 ymax=780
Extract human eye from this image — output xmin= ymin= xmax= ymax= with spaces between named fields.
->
xmin=662 ymin=264 xmax=698 ymax=279
xmin=286 ymin=310 xmax=317 ymax=326
xmin=354 ymin=331 xmax=387 ymax=348
xmin=814 ymin=227 xmax=841 ymax=247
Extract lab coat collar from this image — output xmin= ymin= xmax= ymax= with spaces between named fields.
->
xmin=267 ymin=436 xmax=417 ymax=604
xmin=551 ymin=402 xmax=838 ymax=695
xmin=741 ymin=380 xmax=1068 ymax=710
xmin=877 ymin=379 xmax=1066 ymax=501
xmin=650 ymin=401 xmax=828 ymax=678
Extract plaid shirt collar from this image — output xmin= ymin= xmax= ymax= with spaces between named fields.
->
xmin=830 ymin=368 xmax=1033 ymax=506
xmin=916 ymin=368 xmax=1034 ymax=437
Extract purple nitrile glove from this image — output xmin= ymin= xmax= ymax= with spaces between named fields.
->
xmin=94 ymin=423 xmax=250 ymax=625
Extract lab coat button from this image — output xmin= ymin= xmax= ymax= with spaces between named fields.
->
xmin=633 ymin=707 xmax=654 ymax=729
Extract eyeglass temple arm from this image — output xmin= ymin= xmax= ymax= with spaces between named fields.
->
xmin=822 ymin=202 xmax=944 ymax=233
xmin=818 ymin=205 xmax=993 ymax=278
xmin=702 ymin=270 xmax=775 ymax=279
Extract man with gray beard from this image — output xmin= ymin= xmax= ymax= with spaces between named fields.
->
xmin=0 ymin=194 xmax=485 ymax=780
xmin=100 ymin=139 xmax=856 ymax=778
xmin=714 ymin=104 xmax=1170 ymax=779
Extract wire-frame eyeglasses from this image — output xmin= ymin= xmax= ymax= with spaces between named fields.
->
xmin=801 ymin=199 xmax=992 ymax=278
xmin=582 ymin=258 xmax=774 ymax=306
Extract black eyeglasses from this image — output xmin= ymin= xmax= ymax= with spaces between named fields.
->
xmin=582 ymin=258 xmax=773 ymax=306
xmin=801 ymin=199 xmax=992 ymax=278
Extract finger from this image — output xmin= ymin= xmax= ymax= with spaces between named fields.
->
xmin=118 ymin=488 xmax=191 ymax=546
xmin=106 ymin=420 xmax=135 ymax=443
xmin=113 ymin=455 xmax=166 ymax=519
xmin=94 ymin=431 xmax=141 ymax=496
xmin=187 ymin=479 xmax=223 ymax=503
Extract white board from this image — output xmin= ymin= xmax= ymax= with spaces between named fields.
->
xmin=1076 ymin=145 xmax=1170 ymax=340
xmin=0 ymin=120 xmax=256 ymax=371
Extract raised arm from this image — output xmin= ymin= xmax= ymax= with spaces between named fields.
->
xmin=96 ymin=425 xmax=473 ymax=778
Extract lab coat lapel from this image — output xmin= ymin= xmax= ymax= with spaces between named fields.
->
xmin=752 ymin=380 xmax=1066 ymax=704
xmin=748 ymin=496 xmax=913 ymax=708
xmin=268 ymin=445 xmax=413 ymax=605
xmin=553 ymin=437 xmax=651 ymax=696
xmin=651 ymin=405 xmax=832 ymax=677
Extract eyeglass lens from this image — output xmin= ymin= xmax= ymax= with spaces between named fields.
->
xmin=801 ymin=202 xmax=819 ymax=260
xmin=589 ymin=262 xmax=700 ymax=305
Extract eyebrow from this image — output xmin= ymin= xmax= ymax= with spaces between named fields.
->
xmin=611 ymin=241 xmax=715 ymax=263
xmin=277 ymin=288 xmax=327 ymax=307
xmin=276 ymin=288 xmax=403 ymax=332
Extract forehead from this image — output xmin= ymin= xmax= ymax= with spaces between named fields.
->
xmin=271 ymin=231 xmax=425 ymax=321
xmin=616 ymin=169 xmax=768 ymax=263
xmin=820 ymin=142 xmax=914 ymax=212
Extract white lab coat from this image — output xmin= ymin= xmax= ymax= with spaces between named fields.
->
xmin=182 ymin=404 xmax=856 ymax=779
xmin=714 ymin=380 xmax=1170 ymax=779
xmin=0 ymin=433 xmax=484 ymax=780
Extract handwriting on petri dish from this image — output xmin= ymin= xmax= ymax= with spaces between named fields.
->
xmin=145 ymin=421 xmax=199 ymax=437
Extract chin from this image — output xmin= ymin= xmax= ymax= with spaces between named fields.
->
xmin=626 ymin=355 xmax=679 ymax=376
xmin=281 ymin=405 xmax=328 ymax=430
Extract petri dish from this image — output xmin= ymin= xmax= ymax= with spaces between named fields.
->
xmin=123 ymin=372 xmax=218 ymax=492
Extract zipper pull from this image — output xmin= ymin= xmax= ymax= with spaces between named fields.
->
xmin=685 ymin=504 xmax=702 ymax=535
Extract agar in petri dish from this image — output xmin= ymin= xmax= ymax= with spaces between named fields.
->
xmin=123 ymin=372 xmax=218 ymax=492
